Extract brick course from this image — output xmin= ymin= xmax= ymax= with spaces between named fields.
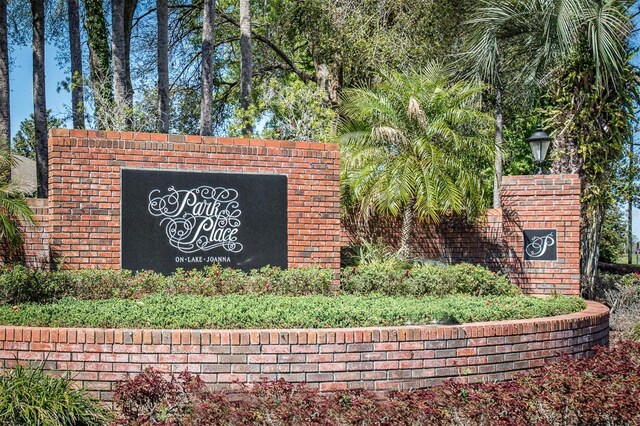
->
xmin=14 ymin=130 xmax=581 ymax=295
xmin=344 ymin=175 xmax=582 ymax=295
xmin=0 ymin=301 xmax=609 ymax=403
xmin=46 ymin=129 xmax=341 ymax=274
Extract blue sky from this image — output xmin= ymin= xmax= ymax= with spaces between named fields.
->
xmin=9 ymin=43 xmax=70 ymax=138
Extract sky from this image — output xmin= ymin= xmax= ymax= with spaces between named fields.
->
xmin=7 ymin=39 xmax=640 ymax=239
xmin=9 ymin=44 xmax=70 ymax=138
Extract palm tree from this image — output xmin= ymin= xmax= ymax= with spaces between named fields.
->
xmin=463 ymin=0 xmax=634 ymax=295
xmin=339 ymin=66 xmax=493 ymax=257
xmin=0 ymin=154 xmax=34 ymax=261
xmin=0 ymin=0 xmax=10 ymax=172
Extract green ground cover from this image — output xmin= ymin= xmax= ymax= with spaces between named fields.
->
xmin=0 ymin=293 xmax=585 ymax=329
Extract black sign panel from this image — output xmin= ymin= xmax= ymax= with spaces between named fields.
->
xmin=523 ymin=229 xmax=557 ymax=261
xmin=121 ymin=169 xmax=287 ymax=274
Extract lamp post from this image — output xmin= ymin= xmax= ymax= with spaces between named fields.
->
xmin=526 ymin=124 xmax=552 ymax=174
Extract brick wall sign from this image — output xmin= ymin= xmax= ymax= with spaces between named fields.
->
xmin=43 ymin=129 xmax=341 ymax=274
xmin=121 ymin=169 xmax=287 ymax=274
xmin=523 ymin=229 xmax=557 ymax=261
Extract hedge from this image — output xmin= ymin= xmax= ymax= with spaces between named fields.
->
xmin=0 ymin=293 xmax=585 ymax=329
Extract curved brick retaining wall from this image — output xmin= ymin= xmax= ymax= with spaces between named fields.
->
xmin=0 ymin=301 xmax=608 ymax=402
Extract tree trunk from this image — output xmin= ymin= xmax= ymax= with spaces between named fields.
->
xmin=68 ymin=0 xmax=84 ymax=129
xmin=200 ymin=0 xmax=215 ymax=136
xmin=581 ymin=195 xmax=605 ymax=298
xmin=0 ymin=0 xmax=10 ymax=178
xmin=628 ymin=196 xmax=633 ymax=265
xmin=315 ymin=60 xmax=341 ymax=106
xmin=397 ymin=199 xmax=415 ymax=258
xmin=239 ymin=0 xmax=252 ymax=136
xmin=123 ymin=0 xmax=138 ymax=120
xmin=550 ymin=133 xmax=582 ymax=174
xmin=492 ymin=80 xmax=503 ymax=209
xmin=157 ymin=0 xmax=169 ymax=133
xmin=551 ymin=132 xmax=590 ymax=292
xmin=112 ymin=0 xmax=130 ymax=130
xmin=32 ymin=0 xmax=47 ymax=198
xmin=83 ymin=0 xmax=112 ymax=130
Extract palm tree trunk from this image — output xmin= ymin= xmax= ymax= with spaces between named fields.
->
xmin=239 ymin=0 xmax=252 ymax=136
xmin=0 ymin=0 xmax=10 ymax=178
xmin=83 ymin=0 xmax=112 ymax=130
xmin=493 ymin=79 xmax=503 ymax=209
xmin=398 ymin=199 xmax=415 ymax=258
xmin=200 ymin=0 xmax=215 ymax=136
xmin=112 ymin=0 xmax=130 ymax=130
xmin=157 ymin=0 xmax=169 ymax=133
xmin=68 ymin=0 xmax=84 ymax=129
xmin=32 ymin=0 xmax=47 ymax=198
xmin=581 ymin=196 xmax=604 ymax=298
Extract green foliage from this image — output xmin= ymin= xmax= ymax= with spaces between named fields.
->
xmin=0 ymin=293 xmax=584 ymax=329
xmin=257 ymin=78 xmax=337 ymax=142
xmin=0 ymin=265 xmax=334 ymax=305
xmin=341 ymin=262 xmax=519 ymax=297
xmin=0 ymin=364 xmax=111 ymax=426
xmin=11 ymin=111 xmax=63 ymax=159
xmin=345 ymin=240 xmax=411 ymax=269
xmin=0 ymin=154 xmax=35 ymax=260
xmin=633 ymin=323 xmax=640 ymax=341
xmin=599 ymin=206 xmax=627 ymax=263
xmin=339 ymin=66 xmax=493 ymax=225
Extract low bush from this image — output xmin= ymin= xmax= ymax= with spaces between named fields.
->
xmin=0 ymin=364 xmax=111 ymax=426
xmin=0 ymin=260 xmax=516 ymax=304
xmin=342 ymin=262 xmax=519 ymax=297
xmin=595 ymin=272 xmax=640 ymax=339
xmin=112 ymin=341 xmax=640 ymax=426
xmin=0 ymin=293 xmax=585 ymax=329
xmin=0 ymin=264 xmax=334 ymax=304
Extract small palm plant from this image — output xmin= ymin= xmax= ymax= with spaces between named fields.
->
xmin=339 ymin=65 xmax=493 ymax=257
xmin=0 ymin=152 xmax=34 ymax=261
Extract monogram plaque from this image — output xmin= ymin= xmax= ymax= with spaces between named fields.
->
xmin=523 ymin=229 xmax=557 ymax=261
xmin=121 ymin=169 xmax=288 ymax=274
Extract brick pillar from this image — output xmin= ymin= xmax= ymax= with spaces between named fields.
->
xmin=22 ymin=198 xmax=50 ymax=268
xmin=501 ymin=174 xmax=581 ymax=295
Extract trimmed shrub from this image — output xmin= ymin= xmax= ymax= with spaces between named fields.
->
xmin=113 ymin=341 xmax=640 ymax=426
xmin=0 ymin=265 xmax=334 ymax=305
xmin=0 ymin=294 xmax=585 ymax=329
xmin=342 ymin=262 xmax=519 ymax=297
xmin=0 ymin=364 xmax=111 ymax=426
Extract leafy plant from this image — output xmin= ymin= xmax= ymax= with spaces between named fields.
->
xmin=0 ymin=153 xmax=34 ymax=261
xmin=0 ymin=364 xmax=111 ymax=426
xmin=339 ymin=65 xmax=492 ymax=257
xmin=0 ymin=265 xmax=335 ymax=305
xmin=342 ymin=261 xmax=518 ymax=297
xmin=0 ymin=293 xmax=584 ymax=329
xmin=113 ymin=341 xmax=640 ymax=425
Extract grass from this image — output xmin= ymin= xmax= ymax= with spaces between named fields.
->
xmin=0 ymin=293 xmax=586 ymax=329
xmin=0 ymin=364 xmax=112 ymax=425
